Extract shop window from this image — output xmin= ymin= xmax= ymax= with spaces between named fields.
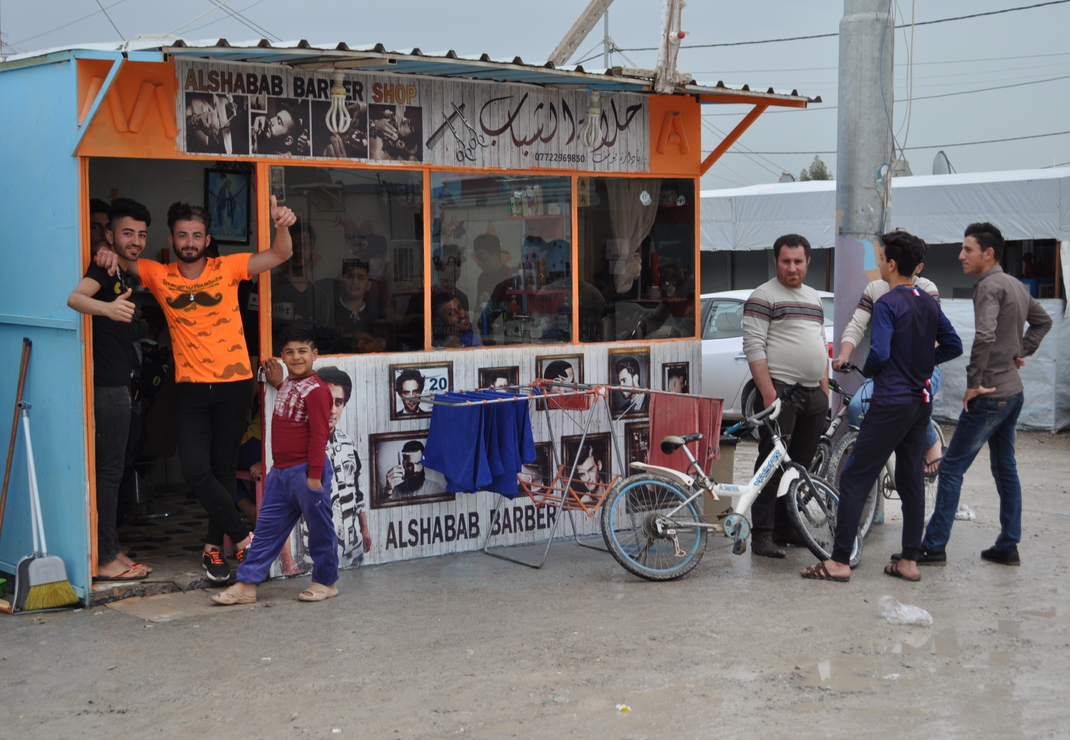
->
xmin=430 ymin=174 xmax=573 ymax=348
xmin=270 ymin=166 xmax=423 ymax=354
xmin=578 ymin=177 xmax=696 ymax=342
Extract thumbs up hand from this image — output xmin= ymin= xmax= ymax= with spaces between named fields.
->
xmin=271 ymin=195 xmax=296 ymax=229
xmin=104 ymin=288 xmax=136 ymax=323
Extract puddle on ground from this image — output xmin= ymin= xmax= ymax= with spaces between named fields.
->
xmin=1023 ymin=608 xmax=1057 ymax=618
xmin=884 ymin=627 xmax=958 ymax=656
xmin=998 ymin=619 xmax=1021 ymax=633
xmin=793 ymin=654 xmax=880 ymax=693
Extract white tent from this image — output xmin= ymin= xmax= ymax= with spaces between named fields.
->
xmin=700 ymin=168 xmax=1070 ymax=432
xmin=701 ymin=167 xmax=1070 ymax=251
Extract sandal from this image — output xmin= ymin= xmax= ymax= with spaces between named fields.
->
xmin=298 ymin=583 xmax=339 ymax=602
xmin=95 ymin=566 xmax=148 ymax=582
xmin=210 ymin=586 xmax=257 ymax=605
xmin=884 ymin=562 xmax=921 ymax=582
xmin=800 ymin=562 xmax=850 ymax=583
xmin=923 ymin=457 xmax=942 ymax=478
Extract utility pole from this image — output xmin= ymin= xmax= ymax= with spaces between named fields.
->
xmin=833 ymin=0 xmax=895 ymax=366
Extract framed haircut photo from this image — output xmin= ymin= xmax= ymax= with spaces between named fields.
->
xmin=369 ymin=430 xmax=453 ymax=509
xmin=662 ymin=362 xmax=690 ymax=394
xmin=624 ymin=421 xmax=650 ymax=471
xmin=390 ymin=362 xmax=452 ymax=421
xmin=478 ymin=365 xmax=519 ymax=390
xmin=560 ymin=432 xmax=612 ymax=501
xmin=534 ymin=353 xmax=584 ymax=410
xmin=204 ymin=167 xmax=251 ymax=245
xmin=517 ymin=442 xmax=554 ymax=498
xmin=608 ymin=348 xmax=650 ymax=418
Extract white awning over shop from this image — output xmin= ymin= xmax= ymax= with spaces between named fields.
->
xmin=701 ymin=167 xmax=1070 ymax=251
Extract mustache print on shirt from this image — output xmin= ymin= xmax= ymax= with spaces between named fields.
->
xmin=214 ymin=363 xmax=251 ymax=379
xmin=166 ymin=291 xmax=223 ymax=310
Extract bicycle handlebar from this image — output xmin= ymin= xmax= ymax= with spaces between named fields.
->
xmin=836 ymin=361 xmax=862 ymax=374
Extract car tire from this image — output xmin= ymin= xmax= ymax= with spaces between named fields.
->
xmin=742 ymin=383 xmax=761 ymax=441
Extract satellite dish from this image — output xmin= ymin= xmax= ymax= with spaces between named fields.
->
xmin=932 ymin=150 xmax=954 ymax=175
xmin=779 ymin=173 xmax=796 ymax=183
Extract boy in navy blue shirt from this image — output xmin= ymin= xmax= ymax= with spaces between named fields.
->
xmin=211 ymin=324 xmax=339 ymax=605
xmin=801 ymin=231 xmax=962 ymax=583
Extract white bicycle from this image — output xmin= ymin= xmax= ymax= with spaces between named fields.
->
xmin=601 ymin=385 xmax=862 ymax=581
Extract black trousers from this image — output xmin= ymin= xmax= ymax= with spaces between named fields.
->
xmin=832 ymin=401 xmax=931 ymax=564
xmin=175 ymin=379 xmax=253 ymax=547
xmin=752 ymin=381 xmax=828 ymax=538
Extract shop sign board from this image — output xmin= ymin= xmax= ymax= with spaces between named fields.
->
xmin=176 ymin=59 xmax=650 ymax=172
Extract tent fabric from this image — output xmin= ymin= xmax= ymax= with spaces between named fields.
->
xmin=701 ymin=168 xmax=1070 ymax=252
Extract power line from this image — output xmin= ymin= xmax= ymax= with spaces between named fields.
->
xmin=712 ymin=128 xmax=1070 ymax=155
xmin=95 ymin=0 xmax=125 ymax=42
xmin=702 ymin=70 xmax=1070 ymax=116
xmin=692 ymin=51 xmax=1070 ymax=77
xmin=9 ymin=0 xmax=130 ymax=48
xmin=620 ymin=0 xmax=1070 ymax=52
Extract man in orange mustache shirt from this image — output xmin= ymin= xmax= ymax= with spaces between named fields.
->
xmin=96 ymin=196 xmax=296 ymax=582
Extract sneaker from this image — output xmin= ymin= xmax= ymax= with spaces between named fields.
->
xmin=235 ymin=534 xmax=253 ymax=565
xmin=981 ymin=545 xmax=1020 ymax=566
xmin=890 ymin=548 xmax=947 ymax=565
xmin=202 ymin=549 xmax=231 ymax=582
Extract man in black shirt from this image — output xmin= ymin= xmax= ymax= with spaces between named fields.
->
xmin=67 ymin=198 xmax=151 ymax=582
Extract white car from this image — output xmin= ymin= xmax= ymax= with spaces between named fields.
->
xmin=700 ymin=289 xmax=835 ymax=419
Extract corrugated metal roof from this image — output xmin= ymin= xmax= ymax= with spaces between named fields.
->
xmin=1 ymin=38 xmax=815 ymax=106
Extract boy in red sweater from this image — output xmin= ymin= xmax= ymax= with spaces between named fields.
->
xmin=212 ymin=325 xmax=339 ymax=605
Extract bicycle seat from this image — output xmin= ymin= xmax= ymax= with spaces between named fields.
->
xmin=660 ymin=433 xmax=704 ymax=454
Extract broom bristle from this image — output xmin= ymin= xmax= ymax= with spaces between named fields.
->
xmin=23 ymin=579 xmax=80 ymax=611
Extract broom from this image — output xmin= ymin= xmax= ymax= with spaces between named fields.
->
xmin=13 ymin=400 xmax=80 ymax=611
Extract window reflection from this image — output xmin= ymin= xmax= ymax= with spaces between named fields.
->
xmin=270 ymin=166 xmax=422 ymax=354
xmin=578 ymin=177 xmax=697 ymax=342
xmin=430 ymin=174 xmax=573 ymax=347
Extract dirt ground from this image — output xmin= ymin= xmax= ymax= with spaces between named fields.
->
xmin=2 ymin=430 xmax=1068 ymax=740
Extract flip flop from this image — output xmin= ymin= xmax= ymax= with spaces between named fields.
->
xmin=210 ymin=587 xmax=257 ymax=605
xmin=924 ymin=457 xmax=942 ymax=478
xmin=884 ymin=562 xmax=921 ymax=582
xmin=800 ymin=562 xmax=850 ymax=583
xmin=95 ymin=566 xmax=148 ymax=582
xmin=298 ymin=583 xmax=339 ymax=602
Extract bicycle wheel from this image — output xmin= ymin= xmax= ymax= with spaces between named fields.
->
xmin=785 ymin=473 xmax=863 ymax=567
xmin=809 ymin=438 xmax=832 ymax=478
xmin=601 ymin=474 xmax=708 ymax=581
xmin=827 ymin=432 xmax=878 ymax=540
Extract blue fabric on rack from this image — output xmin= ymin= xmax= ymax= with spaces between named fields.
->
xmin=423 ymin=390 xmax=536 ymax=498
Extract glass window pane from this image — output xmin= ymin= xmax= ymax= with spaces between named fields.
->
xmin=430 ymin=174 xmax=572 ymax=348
xmin=270 ymin=166 xmax=423 ymax=354
xmin=577 ymin=177 xmax=697 ymax=342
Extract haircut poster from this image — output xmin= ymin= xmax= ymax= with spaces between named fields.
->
xmin=176 ymin=59 xmax=649 ymax=172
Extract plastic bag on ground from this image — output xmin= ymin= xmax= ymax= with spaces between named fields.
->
xmin=878 ymin=595 xmax=933 ymax=626
xmin=955 ymin=504 xmax=976 ymax=521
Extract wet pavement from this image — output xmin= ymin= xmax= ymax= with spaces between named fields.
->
xmin=1 ymin=430 xmax=1068 ymax=739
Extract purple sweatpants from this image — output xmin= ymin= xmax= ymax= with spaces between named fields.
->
xmin=235 ymin=459 xmax=338 ymax=587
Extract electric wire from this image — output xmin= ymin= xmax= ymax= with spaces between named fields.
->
xmin=701 ymin=119 xmax=789 ymax=178
xmin=8 ymin=0 xmax=130 ymax=48
xmin=208 ymin=0 xmax=281 ymax=43
xmin=714 ymin=129 xmax=1070 ymax=155
xmin=94 ymin=0 xmax=125 ymax=41
xmin=619 ymin=0 xmax=1070 ymax=52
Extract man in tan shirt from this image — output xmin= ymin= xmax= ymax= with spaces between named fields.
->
xmin=910 ymin=222 xmax=1052 ymax=567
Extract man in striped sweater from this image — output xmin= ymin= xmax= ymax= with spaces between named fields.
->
xmin=743 ymin=234 xmax=830 ymax=558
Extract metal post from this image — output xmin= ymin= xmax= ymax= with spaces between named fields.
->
xmin=834 ymin=0 xmax=895 ymax=368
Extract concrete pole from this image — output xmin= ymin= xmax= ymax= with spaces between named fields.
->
xmin=833 ymin=0 xmax=895 ymax=367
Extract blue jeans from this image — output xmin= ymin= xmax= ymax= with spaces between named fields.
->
xmin=848 ymin=365 xmax=942 ymax=447
xmin=922 ymin=391 xmax=1024 ymax=552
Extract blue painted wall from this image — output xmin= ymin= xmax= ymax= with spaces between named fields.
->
xmin=0 ymin=57 xmax=91 ymax=599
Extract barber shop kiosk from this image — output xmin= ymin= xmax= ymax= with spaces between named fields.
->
xmin=0 ymin=39 xmax=811 ymax=605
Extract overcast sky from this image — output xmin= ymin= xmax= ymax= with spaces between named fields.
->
xmin=2 ymin=0 xmax=1068 ymax=189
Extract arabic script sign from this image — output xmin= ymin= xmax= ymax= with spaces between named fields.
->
xmin=176 ymin=59 xmax=649 ymax=172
